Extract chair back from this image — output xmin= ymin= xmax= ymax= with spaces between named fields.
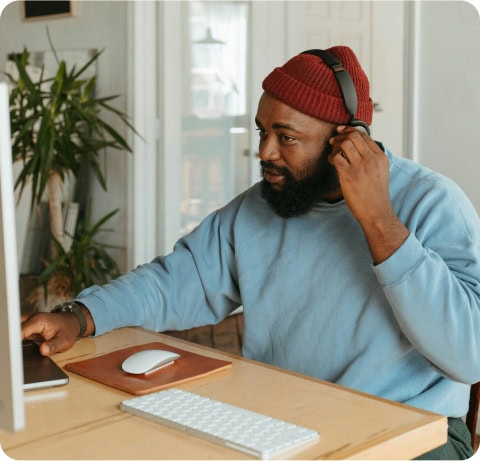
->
xmin=466 ymin=382 xmax=480 ymax=450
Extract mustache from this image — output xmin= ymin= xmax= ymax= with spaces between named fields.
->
xmin=260 ymin=161 xmax=291 ymax=177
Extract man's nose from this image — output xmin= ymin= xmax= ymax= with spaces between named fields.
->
xmin=258 ymin=137 xmax=280 ymax=162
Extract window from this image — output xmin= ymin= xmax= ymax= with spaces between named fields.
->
xmin=180 ymin=1 xmax=250 ymax=235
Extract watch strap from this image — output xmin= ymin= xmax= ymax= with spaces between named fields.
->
xmin=51 ymin=301 xmax=87 ymax=339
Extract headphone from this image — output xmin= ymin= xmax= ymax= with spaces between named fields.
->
xmin=300 ymin=49 xmax=370 ymax=136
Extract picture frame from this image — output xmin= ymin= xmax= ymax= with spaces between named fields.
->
xmin=22 ymin=1 xmax=74 ymax=21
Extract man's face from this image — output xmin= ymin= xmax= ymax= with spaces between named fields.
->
xmin=255 ymin=92 xmax=342 ymax=218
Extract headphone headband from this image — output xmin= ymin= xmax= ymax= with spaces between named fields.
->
xmin=300 ymin=49 xmax=370 ymax=135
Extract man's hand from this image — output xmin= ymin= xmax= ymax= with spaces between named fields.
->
xmin=22 ymin=305 xmax=95 ymax=356
xmin=329 ymin=126 xmax=410 ymax=264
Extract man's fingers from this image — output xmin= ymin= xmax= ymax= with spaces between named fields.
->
xmin=331 ymin=125 xmax=380 ymax=155
xmin=22 ymin=313 xmax=67 ymax=349
xmin=22 ymin=314 xmax=49 ymax=340
xmin=38 ymin=340 xmax=54 ymax=356
xmin=21 ymin=312 xmax=80 ymax=357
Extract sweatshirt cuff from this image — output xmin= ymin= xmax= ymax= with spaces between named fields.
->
xmin=75 ymin=286 xmax=112 ymax=336
xmin=373 ymin=233 xmax=425 ymax=287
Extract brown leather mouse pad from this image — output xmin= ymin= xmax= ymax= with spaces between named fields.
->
xmin=65 ymin=341 xmax=232 ymax=395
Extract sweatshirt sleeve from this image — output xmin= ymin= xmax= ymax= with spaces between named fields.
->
xmin=75 ymin=209 xmax=241 ymax=336
xmin=373 ymin=179 xmax=480 ymax=384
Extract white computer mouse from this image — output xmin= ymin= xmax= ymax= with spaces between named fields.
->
xmin=121 ymin=349 xmax=181 ymax=375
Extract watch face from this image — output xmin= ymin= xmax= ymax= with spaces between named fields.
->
xmin=51 ymin=302 xmax=86 ymax=338
xmin=52 ymin=302 xmax=78 ymax=313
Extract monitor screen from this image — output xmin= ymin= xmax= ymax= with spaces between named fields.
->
xmin=0 ymin=81 xmax=25 ymax=432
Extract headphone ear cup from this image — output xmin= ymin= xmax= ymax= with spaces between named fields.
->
xmin=348 ymin=119 xmax=370 ymax=136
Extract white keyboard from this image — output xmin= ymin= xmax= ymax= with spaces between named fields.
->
xmin=120 ymin=388 xmax=319 ymax=459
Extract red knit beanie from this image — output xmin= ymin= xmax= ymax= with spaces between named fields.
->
xmin=262 ymin=46 xmax=373 ymax=125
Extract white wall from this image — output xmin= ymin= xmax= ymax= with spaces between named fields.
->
xmin=413 ymin=0 xmax=480 ymax=212
xmin=0 ymin=0 xmax=130 ymax=271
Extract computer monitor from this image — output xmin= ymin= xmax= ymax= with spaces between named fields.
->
xmin=0 ymin=81 xmax=25 ymax=432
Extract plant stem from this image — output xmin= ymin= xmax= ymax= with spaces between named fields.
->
xmin=46 ymin=172 xmax=64 ymax=259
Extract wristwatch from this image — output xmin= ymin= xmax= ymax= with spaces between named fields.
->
xmin=51 ymin=301 xmax=87 ymax=339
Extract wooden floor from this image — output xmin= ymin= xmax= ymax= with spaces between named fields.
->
xmin=164 ymin=314 xmax=245 ymax=356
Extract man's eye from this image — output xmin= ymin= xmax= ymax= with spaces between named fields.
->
xmin=256 ymin=128 xmax=267 ymax=139
xmin=280 ymin=134 xmax=295 ymax=142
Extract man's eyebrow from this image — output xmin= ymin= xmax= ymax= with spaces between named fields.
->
xmin=272 ymin=122 xmax=300 ymax=132
xmin=254 ymin=117 xmax=300 ymax=132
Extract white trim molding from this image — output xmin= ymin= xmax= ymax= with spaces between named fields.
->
xmin=127 ymin=0 xmax=159 ymax=268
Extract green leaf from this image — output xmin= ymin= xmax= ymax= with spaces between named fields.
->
xmin=71 ymin=49 xmax=103 ymax=81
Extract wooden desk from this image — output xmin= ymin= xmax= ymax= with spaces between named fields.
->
xmin=1 ymin=327 xmax=447 ymax=460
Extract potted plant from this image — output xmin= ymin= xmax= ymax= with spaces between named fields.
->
xmin=6 ymin=38 xmax=136 ymax=310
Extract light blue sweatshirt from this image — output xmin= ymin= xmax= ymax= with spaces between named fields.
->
xmin=77 ymin=148 xmax=480 ymax=417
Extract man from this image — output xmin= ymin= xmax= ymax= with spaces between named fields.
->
xmin=22 ymin=46 xmax=479 ymax=459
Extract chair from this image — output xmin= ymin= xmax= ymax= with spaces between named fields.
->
xmin=466 ymin=382 xmax=480 ymax=451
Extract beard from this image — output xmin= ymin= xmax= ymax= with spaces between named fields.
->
xmin=260 ymin=143 xmax=340 ymax=218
